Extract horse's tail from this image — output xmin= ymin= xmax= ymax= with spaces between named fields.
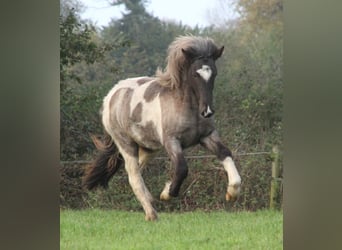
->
xmin=82 ymin=134 xmax=123 ymax=190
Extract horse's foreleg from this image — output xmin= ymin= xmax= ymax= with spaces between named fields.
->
xmin=201 ymin=131 xmax=241 ymax=201
xmin=160 ymin=139 xmax=188 ymax=201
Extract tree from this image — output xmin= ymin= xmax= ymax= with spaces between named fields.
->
xmin=236 ymin=0 xmax=283 ymax=31
xmin=60 ymin=0 xmax=119 ymax=85
xmin=101 ymin=0 xmax=200 ymax=79
xmin=206 ymin=0 xmax=283 ymax=151
xmin=60 ymin=0 xmax=127 ymax=160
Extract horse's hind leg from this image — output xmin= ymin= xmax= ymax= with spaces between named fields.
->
xmin=138 ymin=147 xmax=157 ymax=169
xmin=201 ymin=131 xmax=241 ymax=201
xmin=117 ymin=143 xmax=157 ymax=221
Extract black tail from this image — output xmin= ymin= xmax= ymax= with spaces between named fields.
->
xmin=82 ymin=134 xmax=123 ymax=190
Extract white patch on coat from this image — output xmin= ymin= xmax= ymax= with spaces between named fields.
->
xmin=102 ymin=86 xmax=126 ymax=133
xmin=130 ymin=81 xmax=163 ymax=143
xmin=102 ymin=77 xmax=142 ymax=133
xmin=196 ymin=65 xmax=212 ymax=82
xmin=102 ymin=76 xmax=163 ymax=145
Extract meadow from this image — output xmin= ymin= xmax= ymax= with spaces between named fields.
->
xmin=60 ymin=209 xmax=282 ymax=249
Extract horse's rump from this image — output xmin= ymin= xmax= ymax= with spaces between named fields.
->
xmin=102 ymin=77 xmax=164 ymax=151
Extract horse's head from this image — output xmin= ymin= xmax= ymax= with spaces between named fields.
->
xmin=182 ymin=45 xmax=224 ymax=118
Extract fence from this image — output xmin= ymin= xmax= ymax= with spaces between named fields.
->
xmin=60 ymin=147 xmax=282 ymax=211
xmin=59 ymin=151 xmax=271 ymax=165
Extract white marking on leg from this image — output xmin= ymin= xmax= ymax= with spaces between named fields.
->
xmin=222 ymin=157 xmax=241 ymax=198
xmin=160 ymin=181 xmax=171 ymax=201
xmin=196 ymin=65 xmax=212 ymax=82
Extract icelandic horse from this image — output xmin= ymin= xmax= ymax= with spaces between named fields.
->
xmin=83 ymin=36 xmax=241 ymax=221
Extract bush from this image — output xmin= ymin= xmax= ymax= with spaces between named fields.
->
xmin=60 ymin=146 xmax=282 ymax=211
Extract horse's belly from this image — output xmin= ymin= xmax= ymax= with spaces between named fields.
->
xmin=130 ymin=123 xmax=162 ymax=150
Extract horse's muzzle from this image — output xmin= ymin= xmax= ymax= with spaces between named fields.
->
xmin=201 ymin=106 xmax=215 ymax=118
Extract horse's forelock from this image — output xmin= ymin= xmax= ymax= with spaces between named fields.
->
xmin=156 ymin=36 xmax=219 ymax=89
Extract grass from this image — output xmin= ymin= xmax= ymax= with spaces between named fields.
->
xmin=60 ymin=209 xmax=282 ymax=250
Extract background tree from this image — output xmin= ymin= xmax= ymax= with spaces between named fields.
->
xmin=102 ymin=0 xmax=197 ymax=79
xmin=208 ymin=0 xmax=283 ymax=151
xmin=61 ymin=0 xmax=104 ymax=85
xmin=60 ymin=0 xmax=127 ymax=159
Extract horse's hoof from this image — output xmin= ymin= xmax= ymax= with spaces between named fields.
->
xmin=160 ymin=192 xmax=171 ymax=201
xmin=145 ymin=211 xmax=158 ymax=221
xmin=225 ymin=192 xmax=237 ymax=202
xmin=226 ymin=184 xmax=240 ymax=202
xmin=160 ymin=181 xmax=171 ymax=201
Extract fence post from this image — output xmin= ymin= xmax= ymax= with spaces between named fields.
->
xmin=270 ymin=145 xmax=281 ymax=209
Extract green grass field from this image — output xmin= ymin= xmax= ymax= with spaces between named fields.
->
xmin=60 ymin=209 xmax=282 ymax=250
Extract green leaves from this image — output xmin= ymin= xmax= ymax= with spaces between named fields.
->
xmin=60 ymin=8 xmax=118 ymax=84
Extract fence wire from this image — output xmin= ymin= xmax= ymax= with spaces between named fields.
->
xmin=60 ymin=151 xmax=270 ymax=165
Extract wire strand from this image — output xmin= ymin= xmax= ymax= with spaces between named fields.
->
xmin=60 ymin=151 xmax=270 ymax=165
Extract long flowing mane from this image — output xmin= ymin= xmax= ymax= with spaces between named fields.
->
xmin=156 ymin=35 xmax=219 ymax=89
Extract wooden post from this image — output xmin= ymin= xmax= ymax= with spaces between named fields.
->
xmin=270 ymin=145 xmax=281 ymax=209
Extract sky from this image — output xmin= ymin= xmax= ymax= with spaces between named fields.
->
xmin=79 ymin=0 xmax=219 ymax=28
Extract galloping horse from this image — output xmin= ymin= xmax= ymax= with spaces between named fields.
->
xmin=83 ymin=36 xmax=241 ymax=221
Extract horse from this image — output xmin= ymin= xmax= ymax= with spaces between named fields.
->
xmin=83 ymin=35 xmax=241 ymax=221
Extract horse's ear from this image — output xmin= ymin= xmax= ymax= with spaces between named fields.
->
xmin=182 ymin=48 xmax=196 ymax=60
xmin=213 ymin=46 xmax=224 ymax=60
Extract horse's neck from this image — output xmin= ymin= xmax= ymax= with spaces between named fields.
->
xmin=178 ymin=81 xmax=199 ymax=109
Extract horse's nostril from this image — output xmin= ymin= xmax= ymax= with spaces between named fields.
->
xmin=204 ymin=111 xmax=214 ymax=118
